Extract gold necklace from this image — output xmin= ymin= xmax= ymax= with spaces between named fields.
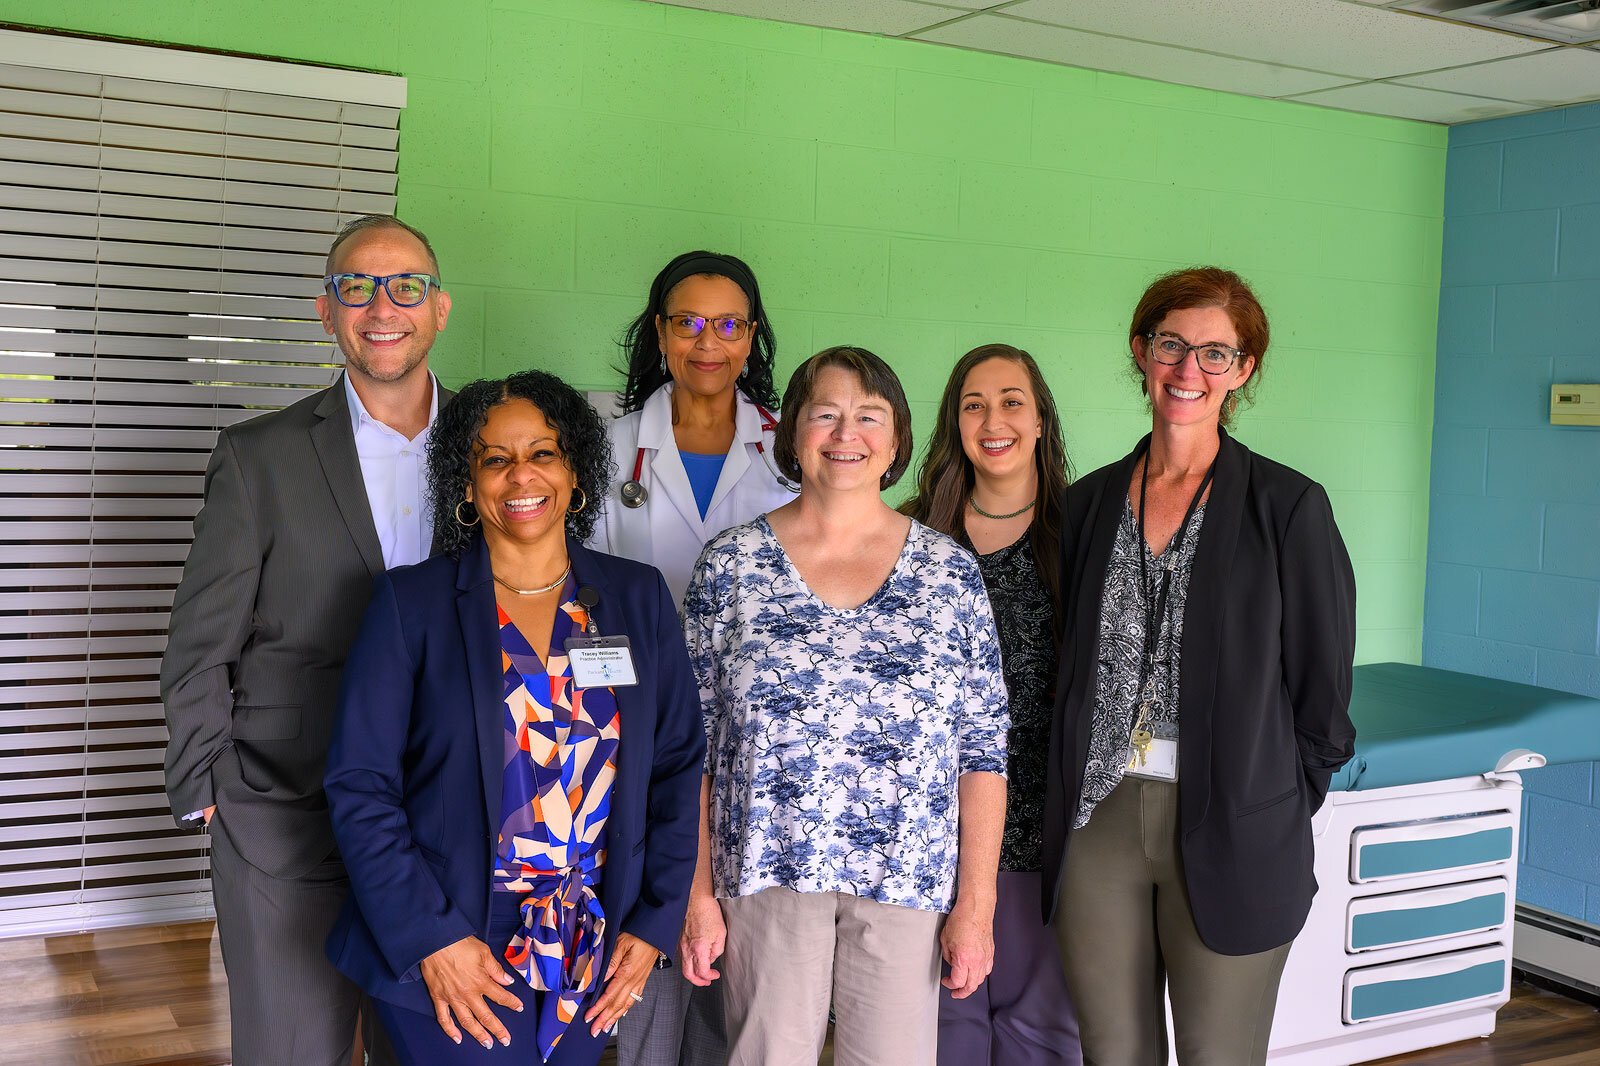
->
xmin=493 ymin=563 xmax=571 ymax=596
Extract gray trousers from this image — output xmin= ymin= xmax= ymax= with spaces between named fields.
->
xmin=1053 ymin=779 xmax=1291 ymax=1066
xmin=209 ymin=817 xmax=390 ymax=1066
xmin=616 ymin=964 xmax=727 ymax=1066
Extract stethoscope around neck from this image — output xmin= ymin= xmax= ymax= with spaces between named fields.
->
xmin=620 ymin=402 xmax=796 ymax=508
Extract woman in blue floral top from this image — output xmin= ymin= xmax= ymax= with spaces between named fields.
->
xmin=680 ymin=346 xmax=1010 ymax=1066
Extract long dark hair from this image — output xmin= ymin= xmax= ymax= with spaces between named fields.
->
xmin=616 ymin=250 xmax=779 ymax=415
xmin=902 ymin=344 xmax=1072 ymax=609
xmin=428 ymin=371 xmax=615 ymax=558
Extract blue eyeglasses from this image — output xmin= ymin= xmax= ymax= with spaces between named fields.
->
xmin=324 ymin=273 xmax=440 ymax=308
xmin=663 ymin=313 xmax=753 ymax=342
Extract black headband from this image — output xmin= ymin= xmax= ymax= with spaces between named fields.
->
xmin=659 ymin=254 xmax=759 ymax=310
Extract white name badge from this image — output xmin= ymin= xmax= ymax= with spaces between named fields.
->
xmin=1126 ymin=737 xmax=1179 ymax=781
xmin=563 ymin=636 xmax=639 ymax=688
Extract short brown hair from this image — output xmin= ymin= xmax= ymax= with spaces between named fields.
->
xmin=324 ymin=214 xmax=442 ymax=282
xmin=1128 ymin=266 xmax=1268 ymax=426
xmin=773 ymin=346 xmax=913 ymax=489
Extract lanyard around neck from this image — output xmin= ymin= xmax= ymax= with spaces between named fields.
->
xmin=1133 ymin=444 xmax=1216 ymax=711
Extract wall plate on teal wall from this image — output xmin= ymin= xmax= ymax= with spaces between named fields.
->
xmin=1429 ymin=101 xmax=1600 ymax=926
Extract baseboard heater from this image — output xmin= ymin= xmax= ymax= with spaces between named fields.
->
xmin=1514 ymin=904 xmax=1600 ymax=1005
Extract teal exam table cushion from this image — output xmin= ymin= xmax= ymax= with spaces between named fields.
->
xmin=1329 ymin=663 xmax=1600 ymax=792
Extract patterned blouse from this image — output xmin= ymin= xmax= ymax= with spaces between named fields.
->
xmin=962 ymin=534 xmax=1055 ymax=873
xmin=1076 ymin=498 xmax=1206 ymax=829
xmin=493 ymin=585 xmax=621 ymax=1062
xmin=684 ymin=516 xmax=1009 ymax=914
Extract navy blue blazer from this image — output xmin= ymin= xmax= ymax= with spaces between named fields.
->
xmin=323 ymin=536 xmax=706 ymax=1014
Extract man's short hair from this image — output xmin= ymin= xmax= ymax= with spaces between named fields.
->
xmin=324 ymin=214 xmax=442 ymax=283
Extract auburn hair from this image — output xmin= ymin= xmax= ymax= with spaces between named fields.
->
xmin=1128 ymin=266 xmax=1269 ymax=427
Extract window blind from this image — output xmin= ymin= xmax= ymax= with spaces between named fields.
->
xmin=0 ymin=30 xmax=404 ymax=937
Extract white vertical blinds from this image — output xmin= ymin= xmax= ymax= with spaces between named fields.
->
xmin=0 ymin=34 xmax=404 ymax=937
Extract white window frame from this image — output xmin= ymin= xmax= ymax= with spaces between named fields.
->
xmin=0 ymin=28 xmax=405 ymax=938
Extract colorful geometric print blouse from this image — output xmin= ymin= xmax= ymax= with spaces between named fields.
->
xmin=684 ymin=517 xmax=1009 ymax=915
xmin=492 ymin=586 xmax=621 ymax=1062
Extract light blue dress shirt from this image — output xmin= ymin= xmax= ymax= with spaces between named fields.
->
xmin=344 ymin=372 xmax=438 ymax=569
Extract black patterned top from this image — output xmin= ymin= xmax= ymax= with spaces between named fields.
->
xmin=965 ymin=533 xmax=1057 ymax=872
xmin=1075 ymin=497 xmax=1206 ymax=829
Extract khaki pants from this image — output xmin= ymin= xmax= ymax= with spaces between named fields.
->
xmin=1053 ymin=779 xmax=1291 ymax=1066
xmin=719 ymin=887 xmax=944 ymax=1066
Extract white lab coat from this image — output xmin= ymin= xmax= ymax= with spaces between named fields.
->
xmin=590 ymin=383 xmax=797 ymax=606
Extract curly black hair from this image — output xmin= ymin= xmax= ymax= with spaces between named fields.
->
xmin=616 ymin=250 xmax=780 ymax=414
xmin=428 ymin=371 xmax=615 ymax=558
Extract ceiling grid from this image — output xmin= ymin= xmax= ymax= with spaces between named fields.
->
xmin=648 ymin=0 xmax=1600 ymax=124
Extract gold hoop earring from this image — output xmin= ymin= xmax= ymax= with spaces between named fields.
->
xmin=454 ymin=499 xmax=479 ymax=527
xmin=567 ymin=487 xmax=588 ymax=515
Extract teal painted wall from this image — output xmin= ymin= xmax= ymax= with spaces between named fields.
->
xmin=1426 ymin=103 xmax=1600 ymax=924
xmin=4 ymin=0 xmax=1447 ymax=661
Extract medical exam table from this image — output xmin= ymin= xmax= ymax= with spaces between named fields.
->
xmin=1264 ymin=661 xmax=1600 ymax=1065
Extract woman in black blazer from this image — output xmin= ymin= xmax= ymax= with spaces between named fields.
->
xmin=1043 ymin=267 xmax=1356 ymax=1066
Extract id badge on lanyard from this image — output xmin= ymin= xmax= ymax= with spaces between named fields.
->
xmin=1125 ymin=723 xmax=1178 ymax=781
xmin=562 ymin=585 xmax=639 ymax=688
xmin=1124 ymin=444 xmax=1212 ymax=786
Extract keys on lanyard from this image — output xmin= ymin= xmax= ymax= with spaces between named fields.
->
xmin=1127 ymin=442 xmax=1216 ymax=769
xmin=1130 ymin=722 xmax=1155 ymax=767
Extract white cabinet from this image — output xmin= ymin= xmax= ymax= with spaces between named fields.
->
xmin=1266 ymin=775 xmax=1522 ymax=1065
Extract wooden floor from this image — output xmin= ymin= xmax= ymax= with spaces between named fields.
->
xmin=2 ymin=921 xmax=1596 ymax=1066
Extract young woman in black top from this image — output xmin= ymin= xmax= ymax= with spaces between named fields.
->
xmin=903 ymin=343 xmax=1080 ymax=1066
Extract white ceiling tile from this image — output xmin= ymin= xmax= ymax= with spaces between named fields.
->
xmin=1287 ymin=81 xmax=1533 ymax=123
xmin=1396 ymin=48 xmax=1600 ymax=107
xmin=645 ymin=0 xmax=968 ymax=37
xmin=1003 ymin=0 xmax=1543 ymax=79
xmin=914 ymin=14 xmax=1356 ymax=97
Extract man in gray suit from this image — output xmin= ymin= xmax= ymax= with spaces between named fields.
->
xmin=162 ymin=215 xmax=452 ymax=1066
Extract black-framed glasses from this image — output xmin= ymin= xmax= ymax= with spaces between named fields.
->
xmin=324 ymin=273 xmax=440 ymax=308
xmin=1146 ymin=332 xmax=1243 ymax=375
xmin=663 ymin=313 xmax=752 ymax=342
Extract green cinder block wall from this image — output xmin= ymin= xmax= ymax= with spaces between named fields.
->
xmin=6 ymin=0 xmax=1446 ymax=663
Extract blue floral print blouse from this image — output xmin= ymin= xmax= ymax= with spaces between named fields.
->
xmin=683 ymin=515 xmax=1009 ymax=915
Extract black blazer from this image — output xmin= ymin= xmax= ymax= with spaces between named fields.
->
xmin=1042 ymin=429 xmax=1357 ymax=956
xmin=323 ymin=537 xmax=706 ymax=1013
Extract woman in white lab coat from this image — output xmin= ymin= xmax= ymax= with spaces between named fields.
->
xmin=592 ymin=250 xmax=794 ymax=608
xmin=590 ymin=250 xmax=795 ymax=1066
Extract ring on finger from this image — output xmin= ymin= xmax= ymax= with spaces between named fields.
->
xmin=628 ymin=991 xmax=644 ymax=1003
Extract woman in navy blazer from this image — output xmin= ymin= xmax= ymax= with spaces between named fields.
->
xmin=324 ymin=371 xmax=705 ymax=1065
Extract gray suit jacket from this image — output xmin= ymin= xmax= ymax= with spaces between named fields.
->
xmin=161 ymin=376 xmax=454 ymax=879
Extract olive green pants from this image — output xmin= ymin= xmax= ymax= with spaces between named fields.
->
xmin=1053 ymin=779 xmax=1291 ymax=1066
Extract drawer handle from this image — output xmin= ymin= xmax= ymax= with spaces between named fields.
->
xmin=1357 ymin=827 xmax=1512 ymax=880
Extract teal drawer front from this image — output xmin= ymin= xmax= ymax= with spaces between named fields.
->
xmin=1357 ymin=827 xmax=1512 ymax=880
xmin=1350 ymin=892 xmax=1507 ymax=949
xmin=1349 ymin=960 xmax=1505 ymax=1022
